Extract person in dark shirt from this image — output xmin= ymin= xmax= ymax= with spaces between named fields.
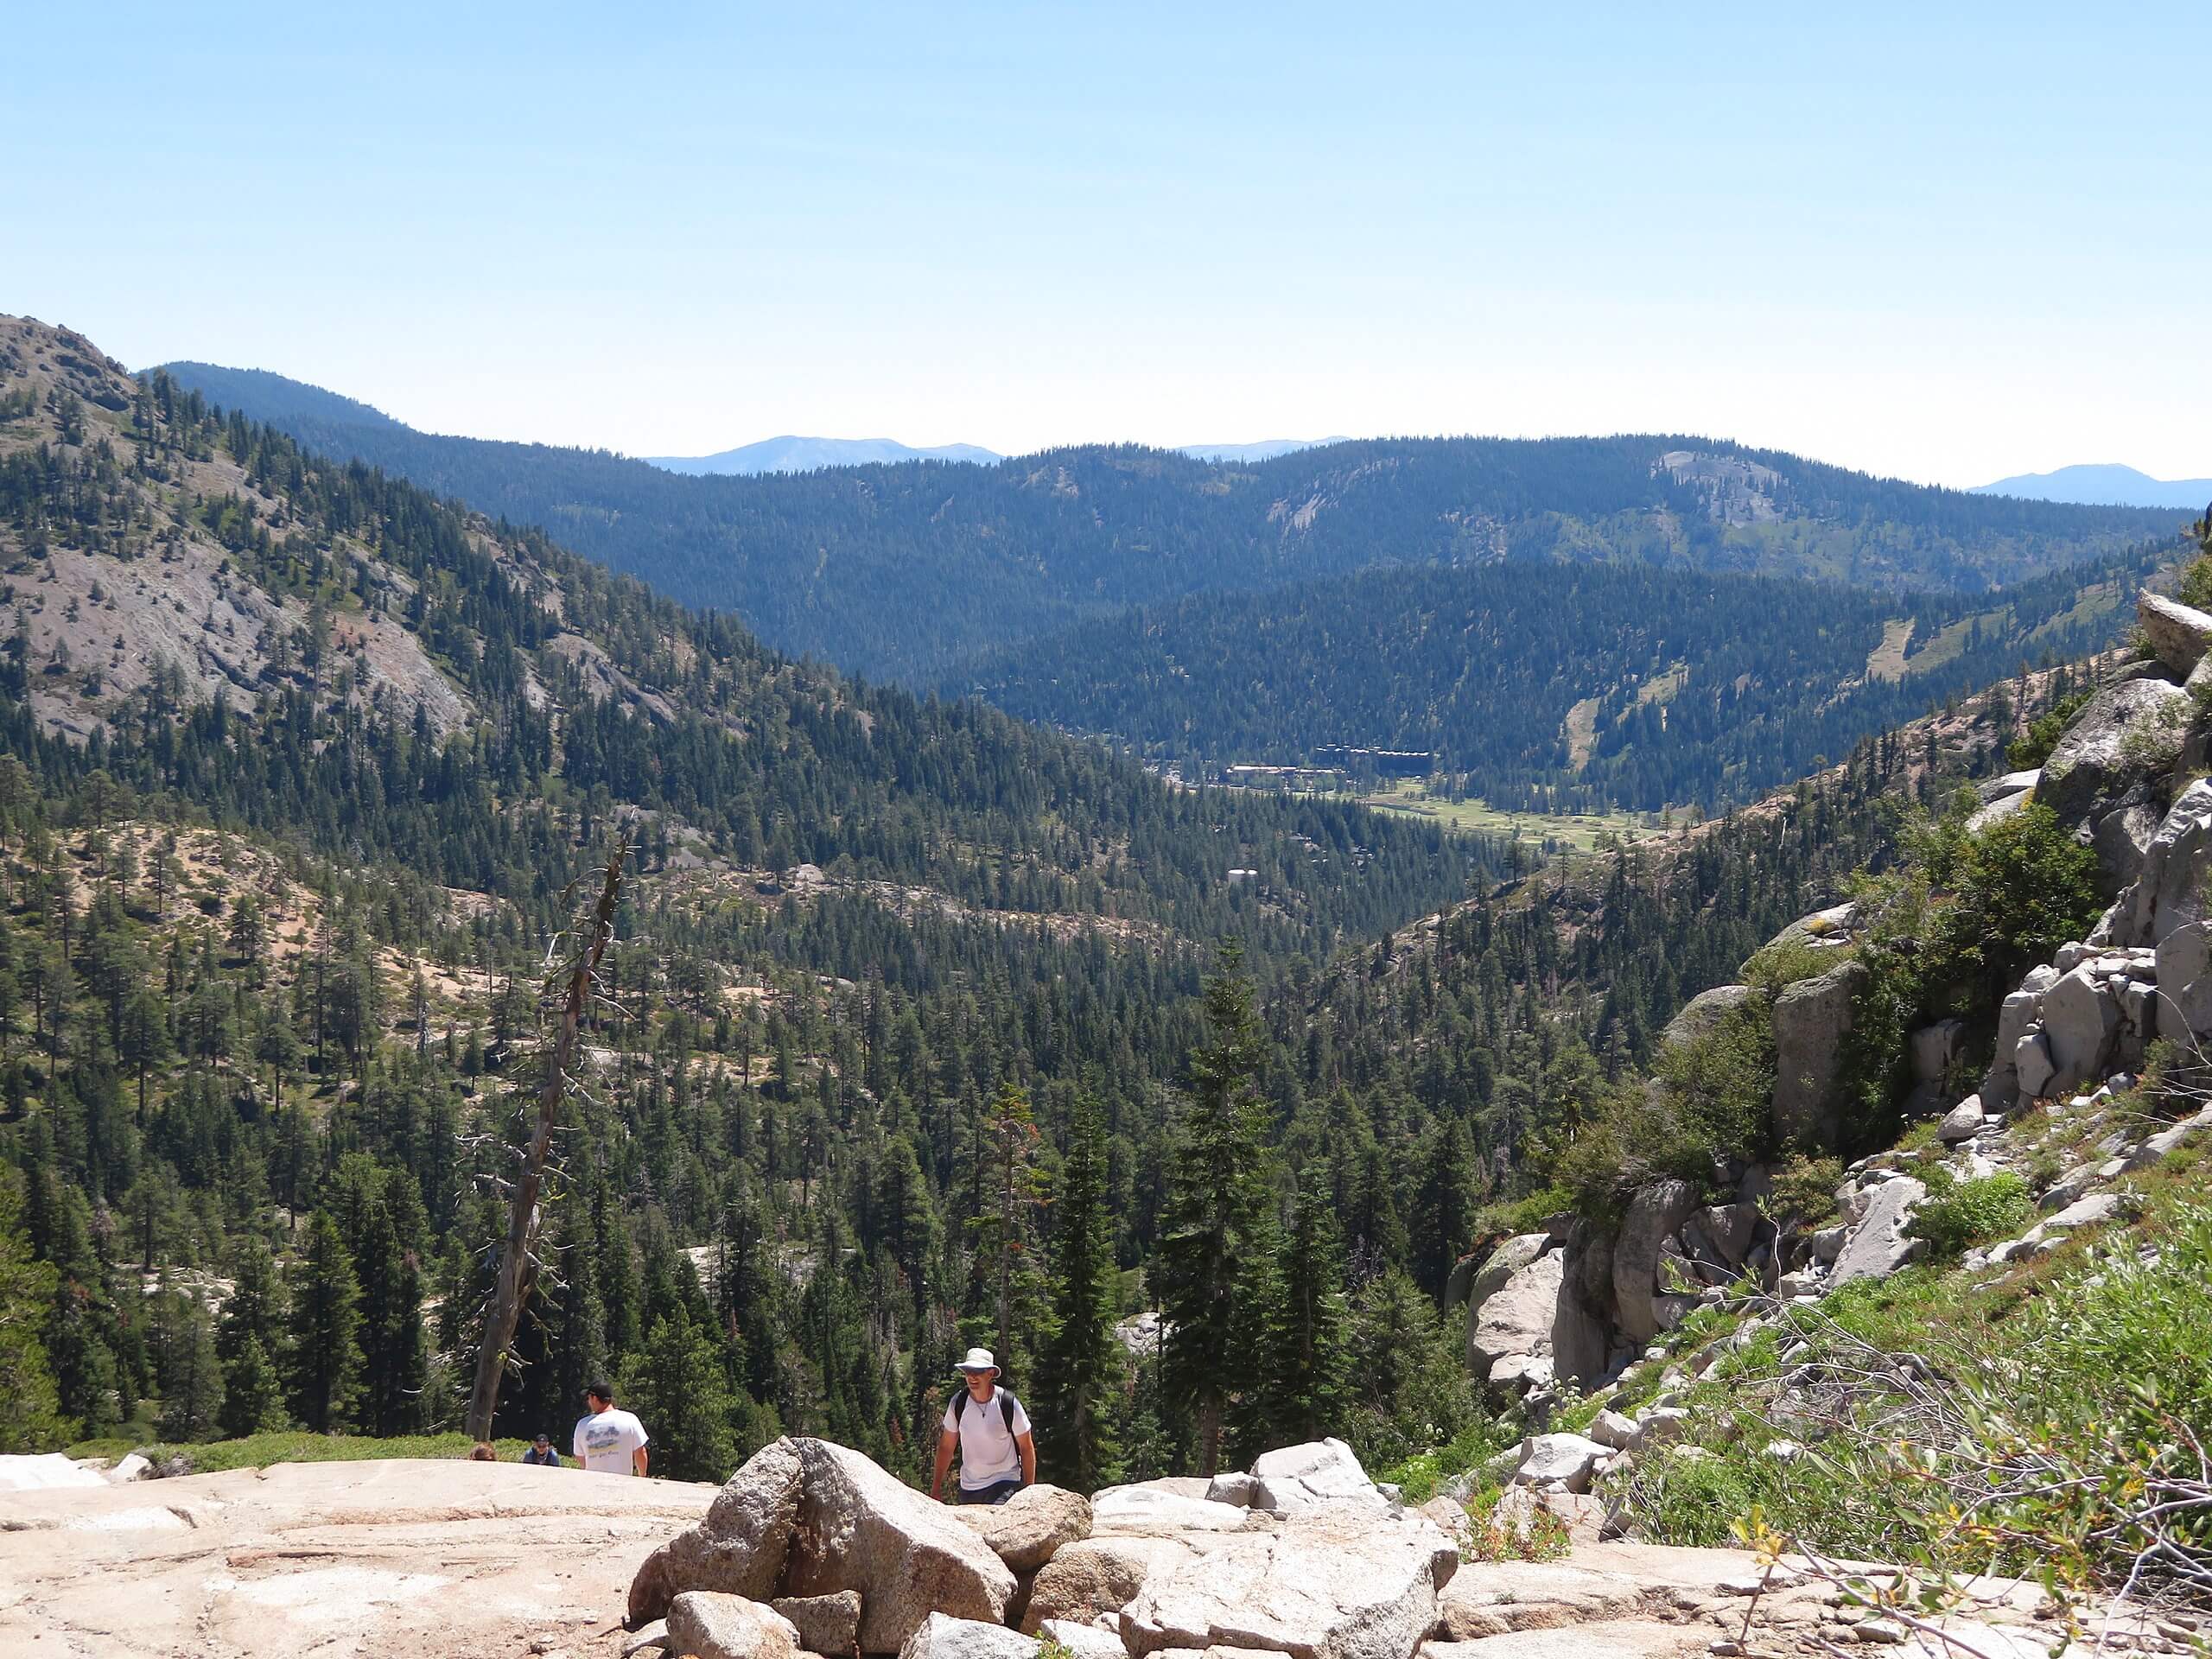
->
xmin=519 ymin=1433 xmax=563 ymax=1467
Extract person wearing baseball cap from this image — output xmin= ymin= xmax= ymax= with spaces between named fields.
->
xmin=929 ymin=1347 xmax=1034 ymax=1504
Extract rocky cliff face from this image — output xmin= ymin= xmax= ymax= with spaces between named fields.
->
xmin=1454 ymin=591 xmax=2212 ymax=1415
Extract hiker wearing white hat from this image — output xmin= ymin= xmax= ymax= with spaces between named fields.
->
xmin=930 ymin=1347 xmax=1035 ymax=1504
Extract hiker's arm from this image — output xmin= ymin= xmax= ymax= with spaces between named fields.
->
xmin=1017 ymin=1430 xmax=1036 ymax=1487
xmin=632 ymin=1442 xmax=648 ymax=1477
xmin=931 ymin=1428 xmax=957 ymax=1500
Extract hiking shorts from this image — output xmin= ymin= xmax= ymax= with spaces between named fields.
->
xmin=958 ymin=1477 xmax=1024 ymax=1506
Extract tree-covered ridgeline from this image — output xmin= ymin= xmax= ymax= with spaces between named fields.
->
xmin=150 ymin=359 xmax=2179 ymax=681
xmin=950 ymin=547 xmax=2178 ymax=815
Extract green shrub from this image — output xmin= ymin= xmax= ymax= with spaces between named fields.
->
xmin=1767 ymin=1154 xmax=1842 ymax=1227
xmin=1907 ymin=1171 xmax=2031 ymax=1258
xmin=2007 ymin=689 xmax=2092 ymax=770
xmin=1741 ymin=935 xmax=1840 ymax=994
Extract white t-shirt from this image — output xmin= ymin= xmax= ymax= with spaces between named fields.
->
xmin=573 ymin=1407 xmax=649 ymax=1475
xmin=940 ymin=1386 xmax=1031 ymax=1491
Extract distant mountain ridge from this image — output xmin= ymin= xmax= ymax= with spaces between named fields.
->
xmin=648 ymin=435 xmax=1001 ymax=474
xmin=1974 ymin=462 xmax=2212 ymax=511
xmin=151 ymin=358 xmax=2183 ymax=683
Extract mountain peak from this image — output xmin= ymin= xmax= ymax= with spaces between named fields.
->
xmin=647 ymin=435 xmax=1001 ymax=475
xmin=1972 ymin=461 xmax=2212 ymax=510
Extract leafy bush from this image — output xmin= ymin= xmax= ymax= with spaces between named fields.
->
xmin=1742 ymin=934 xmax=1842 ymax=994
xmin=1767 ymin=1154 xmax=1842 ymax=1227
xmin=2007 ymin=688 xmax=2092 ymax=770
xmin=1377 ymin=1416 xmax=1516 ymax=1504
xmin=1907 ymin=1171 xmax=2031 ymax=1258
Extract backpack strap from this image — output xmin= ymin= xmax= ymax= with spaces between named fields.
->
xmin=952 ymin=1387 xmax=1016 ymax=1432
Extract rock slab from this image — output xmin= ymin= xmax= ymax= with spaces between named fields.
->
xmin=668 ymin=1592 xmax=802 ymax=1659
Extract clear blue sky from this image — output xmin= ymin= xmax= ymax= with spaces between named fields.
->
xmin=5 ymin=2 xmax=2207 ymax=485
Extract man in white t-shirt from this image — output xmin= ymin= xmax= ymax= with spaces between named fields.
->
xmin=572 ymin=1380 xmax=650 ymax=1477
xmin=930 ymin=1347 xmax=1035 ymax=1505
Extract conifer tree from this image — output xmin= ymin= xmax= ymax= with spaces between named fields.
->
xmin=1266 ymin=1167 xmax=1351 ymax=1446
xmin=286 ymin=1211 xmax=363 ymax=1433
xmin=0 ymin=1169 xmax=63 ymax=1452
xmin=1158 ymin=947 xmax=1269 ymax=1475
xmin=619 ymin=1310 xmax=738 ymax=1483
xmin=1033 ymin=1091 xmax=1124 ymax=1490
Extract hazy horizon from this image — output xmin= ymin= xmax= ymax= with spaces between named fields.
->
xmin=10 ymin=3 xmax=2209 ymax=489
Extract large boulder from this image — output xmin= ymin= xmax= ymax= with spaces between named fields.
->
xmin=1770 ymin=958 xmax=1868 ymax=1151
xmin=1468 ymin=1249 xmax=1560 ymax=1382
xmin=1659 ymin=984 xmax=1757 ymax=1052
xmin=952 ymin=1482 xmax=1092 ymax=1572
xmin=1677 ymin=1202 xmax=1762 ymax=1282
xmin=1908 ymin=1019 xmax=1967 ymax=1083
xmin=1611 ymin=1180 xmax=1701 ymax=1344
xmin=2108 ymin=779 xmax=2212 ymax=948
xmin=628 ymin=1437 xmax=1015 ymax=1650
xmin=2138 ymin=593 xmax=2212 ymax=677
xmin=1249 ymin=1439 xmax=1377 ymax=1513
xmin=898 ymin=1611 xmax=1039 ymax=1659
xmin=2157 ymin=922 xmax=2212 ymax=1039
xmin=1510 ymin=1434 xmax=1609 ymax=1495
xmin=628 ymin=1437 xmax=803 ymax=1624
xmin=1830 ymin=1178 xmax=1927 ymax=1287
xmin=1020 ymin=1535 xmax=1198 ymax=1632
xmin=1090 ymin=1480 xmax=1249 ymax=1535
xmin=1464 ymin=1233 xmax=1549 ymax=1319
xmin=2040 ymin=966 xmax=2122 ymax=1093
xmin=1117 ymin=1506 xmax=1458 ymax=1659
xmin=666 ymin=1592 xmax=801 ymax=1659
xmin=2036 ymin=678 xmax=2189 ymax=848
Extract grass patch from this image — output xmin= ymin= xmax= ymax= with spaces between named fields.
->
xmin=138 ymin=1430 xmax=536 ymax=1473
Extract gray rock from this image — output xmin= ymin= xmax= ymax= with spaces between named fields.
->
xmin=2044 ymin=1192 xmax=2124 ymax=1230
xmin=2041 ymin=967 xmax=2123 ymax=1093
xmin=2156 ymin=922 xmax=2212 ymax=1040
xmin=2107 ymin=779 xmax=2212 ymax=948
xmin=769 ymin=1592 xmax=860 ymax=1656
xmin=1829 ymin=1178 xmax=1928 ymax=1287
xmin=2094 ymin=800 xmax=2166 ymax=894
xmin=1660 ymin=983 xmax=1758 ymax=1052
xmin=1090 ymin=1483 xmax=1248 ymax=1535
xmin=1117 ymin=1506 xmax=1457 ymax=1659
xmin=2138 ymin=593 xmax=2212 ymax=677
xmin=1463 ymin=1234 xmax=1551 ymax=1336
xmin=1807 ymin=1224 xmax=1847 ymax=1262
xmin=1468 ymin=1249 xmax=1606 ymax=1389
xmin=630 ymin=1437 xmax=1016 ymax=1650
xmin=1909 ymin=1019 xmax=1967 ymax=1083
xmin=1203 ymin=1471 xmax=1258 ymax=1507
xmin=620 ymin=1622 xmax=671 ymax=1659
xmin=1587 ymin=1410 xmax=1643 ymax=1452
xmin=1977 ymin=769 xmax=2042 ymax=804
xmin=2014 ymin=1030 xmax=2056 ymax=1100
xmin=2126 ymin=1120 xmax=2201 ymax=1170
xmin=2037 ymin=677 xmax=2189 ymax=838
xmin=667 ymin=1592 xmax=801 ymax=1659
xmin=1249 ymin=1439 xmax=1378 ymax=1514
xmin=1751 ymin=902 xmax=1858 ymax=964
xmin=1678 ymin=1203 xmax=1762 ymax=1278
xmin=897 ymin=1612 xmax=1037 ymax=1659
xmin=1936 ymin=1096 xmax=1986 ymax=1144
xmin=1020 ymin=1536 xmax=1196 ymax=1632
xmin=1968 ymin=791 xmax=2030 ymax=834
xmin=951 ymin=1483 xmax=1091 ymax=1572
xmin=1611 ymin=1180 xmax=1702 ymax=1344
xmin=1511 ymin=1434 xmax=1610 ymax=1494
xmin=1771 ymin=959 xmax=1868 ymax=1150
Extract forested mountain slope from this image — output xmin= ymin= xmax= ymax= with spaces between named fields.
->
xmin=5 ymin=316 xmax=1477 ymax=960
xmin=150 ymin=359 xmax=2177 ymax=681
xmin=955 ymin=543 xmax=2180 ymax=812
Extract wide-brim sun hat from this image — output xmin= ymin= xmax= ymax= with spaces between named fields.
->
xmin=954 ymin=1346 xmax=999 ymax=1373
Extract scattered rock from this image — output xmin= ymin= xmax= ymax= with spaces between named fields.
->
xmin=1118 ymin=1505 xmax=1456 ymax=1659
xmin=666 ymin=1592 xmax=801 ymax=1659
xmin=2041 ymin=967 xmax=2122 ymax=1093
xmin=621 ymin=1621 xmax=671 ymax=1658
xmin=1936 ymin=1097 xmax=1986 ymax=1145
xmin=1249 ymin=1439 xmax=1378 ymax=1513
xmin=2138 ymin=593 xmax=2212 ymax=677
xmin=1204 ymin=1471 xmax=1259 ymax=1508
xmin=952 ymin=1484 xmax=1092 ymax=1572
xmin=1090 ymin=1482 xmax=1249 ymax=1535
xmin=1829 ymin=1178 xmax=1927 ymax=1287
xmin=1512 ymin=1434 xmax=1611 ymax=1495
xmin=1021 ymin=1535 xmax=1197 ymax=1632
xmin=1588 ymin=1410 xmax=1643 ymax=1452
xmin=770 ymin=1591 xmax=861 ymax=1656
xmin=1036 ymin=1619 xmax=1127 ymax=1659
xmin=897 ymin=1611 xmax=1038 ymax=1659
xmin=2014 ymin=1031 xmax=2056 ymax=1101
xmin=1612 ymin=1181 xmax=1703 ymax=1344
